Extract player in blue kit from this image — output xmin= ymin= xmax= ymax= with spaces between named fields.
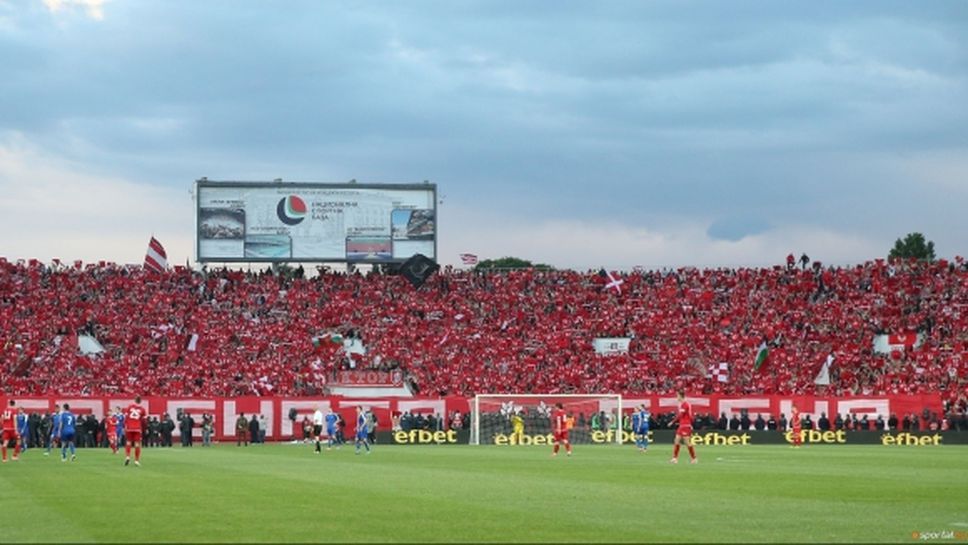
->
xmin=45 ymin=406 xmax=60 ymax=456
xmin=325 ymin=410 xmax=338 ymax=450
xmin=115 ymin=406 xmax=126 ymax=436
xmin=16 ymin=408 xmax=29 ymax=454
xmin=632 ymin=404 xmax=650 ymax=452
xmin=59 ymin=404 xmax=77 ymax=462
xmin=354 ymin=406 xmax=371 ymax=455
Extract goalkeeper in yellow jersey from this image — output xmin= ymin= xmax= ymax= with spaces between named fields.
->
xmin=510 ymin=411 xmax=525 ymax=445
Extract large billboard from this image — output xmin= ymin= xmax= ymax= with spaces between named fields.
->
xmin=195 ymin=180 xmax=437 ymax=263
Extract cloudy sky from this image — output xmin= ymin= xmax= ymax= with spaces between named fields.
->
xmin=1 ymin=1 xmax=966 ymax=270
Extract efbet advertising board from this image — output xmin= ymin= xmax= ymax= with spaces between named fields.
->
xmin=195 ymin=180 xmax=437 ymax=263
xmin=578 ymin=430 xmax=964 ymax=447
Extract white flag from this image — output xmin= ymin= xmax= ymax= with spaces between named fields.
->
xmin=78 ymin=334 xmax=105 ymax=355
xmin=815 ymin=354 xmax=833 ymax=385
xmin=187 ymin=333 xmax=199 ymax=352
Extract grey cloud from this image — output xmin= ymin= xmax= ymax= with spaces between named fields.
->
xmin=1 ymin=1 xmax=966 ymax=264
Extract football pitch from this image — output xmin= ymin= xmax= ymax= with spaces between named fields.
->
xmin=1 ymin=443 xmax=966 ymax=543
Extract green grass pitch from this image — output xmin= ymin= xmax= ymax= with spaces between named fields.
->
xmin=1 ymin=443 xmax=966 ymax=543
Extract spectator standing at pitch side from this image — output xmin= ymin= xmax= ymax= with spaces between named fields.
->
xmin=767 ymin=415 xmax=778 ymax=431
xmin=249 ymin=415 xmax=260 ymax=445
xmin=28 ymin=412 xmax=41 ymax=448
xmin=161 ymin=413 xmax=175 ymax=447
xmin=754 ymin=414 xmax=766 ymax=431
xmin=818 ymin=412 xmax=830 ymax=431
xmin=301 ymin=415 xmax=312 ymax=443
xmin=183 ymin=412 xmax=195 ymax=447
xmin=336 ymin=414 xmax=346 ymax=445
xmin=236 ymin=413 xmax=249 ymax=446
xmin=367 ymin=410 xmax=377 ymax=444
xmin=802 ymin=414 xmax=814 ymax=431
xmin=834 ymin=413 xmax=845 ymax=430
xmin=201 ymin=414 xmax=214 ymax=446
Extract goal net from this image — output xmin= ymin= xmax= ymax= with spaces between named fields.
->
xmin=471 ymin=394 xmax=623 ymax=445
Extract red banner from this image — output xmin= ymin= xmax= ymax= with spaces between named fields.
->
xmin=0 ymin=395 xmax=470 ymax=442
xmin=0 ymin=394 xmax=942 ymax=442
xmin=331 ymin=370 xmax=404 ymax=387
xmin=620 ymin=394 xmax=942 ymax=427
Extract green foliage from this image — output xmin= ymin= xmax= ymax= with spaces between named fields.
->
xmin=475 ymin=256 xmax=553 ymax=270
xmin=2 ymin=444 xmax=966 ymax=542
xmin=889 ymin=232 xmax=936 ymax=262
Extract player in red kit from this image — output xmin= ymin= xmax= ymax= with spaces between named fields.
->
xmin=2 ymin=400 xmax=21 ymax=462
xmin=124 ymin=396 xmax=147 ymax=466
xmin=670 ymin=391 xmax=697 ymax=464
xmin=106 ymin=409 xmax=119 ymax=454
xmin=790 ymin=405 xmax=802 ymax=448
xmin=551 ymin=403 xmax=572 ymax=457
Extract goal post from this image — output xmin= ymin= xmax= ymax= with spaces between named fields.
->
xmin=471 ymin=394 xmax=623 ymax=446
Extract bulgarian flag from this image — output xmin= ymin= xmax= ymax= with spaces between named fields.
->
xmin=312 ymin=332 xmax=343 ymax=348
xmin=753 ymin=341 xmax=769 ymax=373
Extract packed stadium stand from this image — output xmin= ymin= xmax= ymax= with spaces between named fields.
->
xmin=1 ymin=258 xmax=966 ymax=412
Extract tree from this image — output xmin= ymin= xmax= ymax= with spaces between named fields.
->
xmin=889 ymin=232 xmax=935 ymax=262
xmin=475 ymin=257 xmax=553 ymax=271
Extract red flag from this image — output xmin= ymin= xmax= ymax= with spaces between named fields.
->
xmin=144 ymin=237 xmax=168 ymax=273
xmin=887 ymin=333 xmax=918 ymax=347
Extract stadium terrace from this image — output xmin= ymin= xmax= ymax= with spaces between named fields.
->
xmin=0 ymin=258 xmax=965 ymax=409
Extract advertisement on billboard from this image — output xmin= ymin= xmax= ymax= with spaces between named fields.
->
xmin=195 ymin=180 xmax=437 ymax=263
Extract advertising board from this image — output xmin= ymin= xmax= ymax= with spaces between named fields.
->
xmin=195 ymin=180 xmax=436 ymax=263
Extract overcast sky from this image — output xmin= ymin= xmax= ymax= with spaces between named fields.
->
xmin=1 ymin=1 xmax=966 ymax=270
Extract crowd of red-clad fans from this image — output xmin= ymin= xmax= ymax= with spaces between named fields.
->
xmin=0 ymin=256 xmax=966 ymax=412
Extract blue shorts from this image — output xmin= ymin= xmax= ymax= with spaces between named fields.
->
xmin=327 ymin=427 xmax=336 ymax=437
xmin=356 ymin=431 xmax=368 ymax=441
xmin=61 ymin=433 xmax=75 ymax=442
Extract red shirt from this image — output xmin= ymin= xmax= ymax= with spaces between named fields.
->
xmin=107 ymin=415 xmax=118 ymax=435
xmin=1 ymin=408 xmax=15 ymax=431
xmin=553 ymin=409 xmax=568 ymax=433
xmin=791 ymin=408 xmax=801 ymax=430
xmin=125 ymin=404 xmax=146 ymax=431
xmin=677 ymin=401 xmax=693 ymax=428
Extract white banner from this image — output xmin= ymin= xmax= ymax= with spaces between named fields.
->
xmin=593 ymin=337 xmax=631 ymax=355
